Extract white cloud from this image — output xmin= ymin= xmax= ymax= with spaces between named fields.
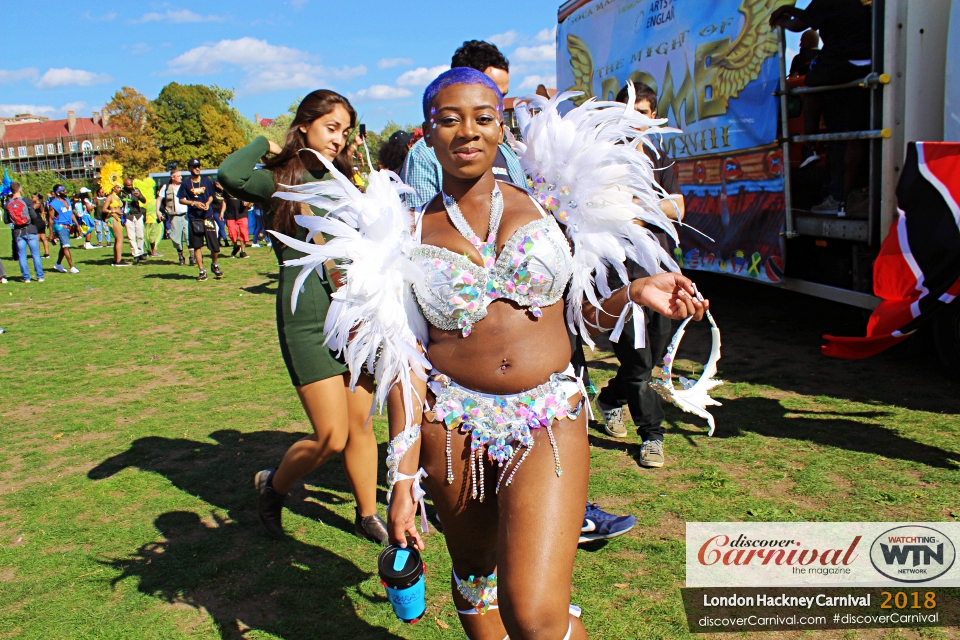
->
xmin=125 ymin=43 xmax=152 ymax=55
xmin=0 ymin=101 xmax=88 ymax=118
xmin=134 ymin=9 xmax=226 ymax=24
xmin=518 ymin=74 xmax=557 ymax=91
xmin=0 ymin=68 xmax=38 ymax=84
xmin=84 ymin=11 xmax=117 ymax=21
xmin=535 ymin=26 xmax=557 ymax=43
xmin=291 ymin=0 xmax=308 ymax=8
xmin=488 ymin=30 xmax=519 ymax=48
xmin=0 ymin=104 xmax=57 ymax=117
xmin=378 ymin=57 xmax=414 ymax=69
xmin=350 ymin=85 xmax=413 ymax=102
xmin=167 ymin=38 xmax=365 ymax=94
xmin=396 ymin=65 xmax=449 ymax=87
xmin=511 ymin=44 xmax=555 ymax=63
xmin=35 ymin=68 xmax=112 ymax=89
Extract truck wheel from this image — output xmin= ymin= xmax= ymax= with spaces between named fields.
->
xmin=933 ymin=301 xmax=960 ymax=370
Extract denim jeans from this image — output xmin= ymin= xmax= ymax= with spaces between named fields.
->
xmin=16 ymin=233 xmax=44 ymax=281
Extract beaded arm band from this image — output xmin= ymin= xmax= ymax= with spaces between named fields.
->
xmin=385 ymin=425 xmax=430 ymax=533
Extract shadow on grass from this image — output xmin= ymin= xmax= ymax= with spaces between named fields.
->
xmin=101 ymin=510 xmax=401 ymax=639
xmin=143 ymin=273 xmax=199 ymax=281
xmin=89 ymin=429 xmax=401 ymax=638
xmin=241 ymin=272 xmax=279 ymax=295
xmin=589 ymin=397 xmax=960 ymax=470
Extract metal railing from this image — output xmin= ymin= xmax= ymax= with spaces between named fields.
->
xmin=778 ymin=12 xmax=887 ymax=245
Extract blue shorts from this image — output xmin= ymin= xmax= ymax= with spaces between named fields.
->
xmin=54 ymin=224 xmax=72 ymax=248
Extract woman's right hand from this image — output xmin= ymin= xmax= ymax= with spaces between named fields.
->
xmin=267 ymin=140 xmax=283 ymax=155
xmin=388 ymin=483 xmax=425 ymax=551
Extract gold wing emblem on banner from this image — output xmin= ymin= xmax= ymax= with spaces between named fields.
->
xmin=565 ymin=34 xmax=595 ymax=105
xmin=710 ymin=0 xmax=789 ymax=102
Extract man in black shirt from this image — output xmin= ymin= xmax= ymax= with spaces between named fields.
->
xmin=595 ymin=82 xmax=686 ymax=469
xmin=223 ymin=191 xmax=249 ymax=258
xmin=178 ymin=158 xmax=222 ymax=281
xmin=771 ymin=0 xmax=872 ymax=215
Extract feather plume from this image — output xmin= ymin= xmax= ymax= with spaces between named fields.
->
xmin=513 ymin=89 xmax=682 ymax=346
xmin=269 ymin=151 xmax=428 ymax=425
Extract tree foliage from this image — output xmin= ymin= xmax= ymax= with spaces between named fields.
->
xmin=104 ymin=86 xmax=161 ymax=179
xmin=152 ymin=83 xmax=250 ymax=168
xmin=8 ymin=170 xmax=92 ymax=197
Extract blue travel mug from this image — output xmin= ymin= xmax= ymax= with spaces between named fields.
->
xmin=377 ymin=544 xmax=425 ymax=623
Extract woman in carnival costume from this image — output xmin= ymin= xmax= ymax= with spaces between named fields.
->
xmin=218 ymin=90 xmax=389 ymax=544
xmin=271 ymin=69 xmax=711 ymax=639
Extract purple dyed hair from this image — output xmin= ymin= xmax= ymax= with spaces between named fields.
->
xmin=422 ymin=67 xmax=503 ymax=121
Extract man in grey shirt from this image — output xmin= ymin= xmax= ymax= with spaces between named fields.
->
xmin=157 ymin=170 xmax=190 ymax=265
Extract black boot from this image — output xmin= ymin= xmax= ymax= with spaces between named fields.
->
xmin=354 ymin=507 xmax=389 ymax=545
xmin=255 ymin=469 xmax=286 ymax=538
xmin=177 ymin=250 xmax=185 ymax=266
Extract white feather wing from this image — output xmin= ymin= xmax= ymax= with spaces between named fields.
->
xmin=269 ymin=153 xmax=428 ymax=424
xmin=514 ymin=90 xmax=681 ymax=345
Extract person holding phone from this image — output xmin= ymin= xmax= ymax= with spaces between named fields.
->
xmin=219 ymin=90 xmax=388 ymax=544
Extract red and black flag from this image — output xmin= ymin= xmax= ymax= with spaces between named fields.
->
xmin=822 ymin=142 xmax=960 ymax=359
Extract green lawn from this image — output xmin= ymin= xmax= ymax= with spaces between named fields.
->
xmin=1 ymin=234 xmax=958 ymax=639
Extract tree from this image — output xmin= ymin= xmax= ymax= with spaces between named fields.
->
xmin=104 ymin=86 xmax=161 ymax=178
xmin=152 ymin=83 xmax=249 ymax=168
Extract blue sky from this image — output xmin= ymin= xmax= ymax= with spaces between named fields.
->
xmin=0 ymin=0 xmax=563 ymax=132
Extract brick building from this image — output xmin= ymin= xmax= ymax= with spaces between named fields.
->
xmin=0 ymin=109 xmax=117 ymax=181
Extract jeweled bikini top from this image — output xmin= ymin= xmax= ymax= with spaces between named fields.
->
xmin=411 ymin=184 xmax=574 ymax=337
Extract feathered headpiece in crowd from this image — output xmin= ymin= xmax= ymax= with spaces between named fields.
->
xmin=100 ymin=162 xmax=123 ymax=193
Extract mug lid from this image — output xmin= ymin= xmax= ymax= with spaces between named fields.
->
xmin=377 ymin=544 xmax=422 ymax=583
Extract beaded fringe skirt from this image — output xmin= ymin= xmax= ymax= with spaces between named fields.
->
xmin=424 ymin=364 xmax=586 ymax=501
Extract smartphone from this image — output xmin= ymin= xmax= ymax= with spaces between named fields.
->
xmin=359 ymin=124 xmax=366 ymax=138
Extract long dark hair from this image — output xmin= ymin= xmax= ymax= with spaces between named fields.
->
xmin=264 ymin=89 xmax=357 ymax=236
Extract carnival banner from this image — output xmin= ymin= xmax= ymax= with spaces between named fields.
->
xmin=557 ymin=0 xmax=789 ymax=282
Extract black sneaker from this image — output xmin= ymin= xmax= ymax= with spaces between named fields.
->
xmin=178 ymin=254 xmax=185 ymax=266
xmin=354 ymin=508 xmax=389 ymax=545
xmin=255 ymin=469 xmax=286 ymax=539
xmin=133 ymin=256 xmax=141 ymax=265
xmin=197 ymin=270 xmax=208 ymax=281
xmin=211 ymin=263 xmax=223 ymax=279
xmin=112 ymin=261 xmax=131 ymax=267
xmin=189 ymin=257 xmax=196 ymax=266
xmin=238 ymin=251 xmax=249 ymax=259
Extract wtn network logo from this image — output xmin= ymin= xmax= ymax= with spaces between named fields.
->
xmin=869 ymin=526 xmax=956 ymax=583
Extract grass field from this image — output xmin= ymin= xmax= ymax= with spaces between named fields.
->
xmin=1 ymin=233 xmax=959 ymax=639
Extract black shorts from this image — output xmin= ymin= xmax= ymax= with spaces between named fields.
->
xmin=188 ymin=218 xmax=221 ymax=252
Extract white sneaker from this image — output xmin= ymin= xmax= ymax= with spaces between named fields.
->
xmin=54 ymin=264 xmax=67 ymax=273
xmin=811 ymin=195 xmax=843 ymax=215
xmin=251 ymin=243 xmax=261 ymax=248
xmin=69 ymin=267 xmax=80 ymax=274
xmin=84 ymin=242 xmax=94 ymax=250
xmin=597 ymin=398 xmax=627 ymax=438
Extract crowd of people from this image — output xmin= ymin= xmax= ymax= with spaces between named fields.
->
xmin=216 ymin=38 xmax=703 ymax=640
xmin=1 ymin=159 xmax=277 ymax=284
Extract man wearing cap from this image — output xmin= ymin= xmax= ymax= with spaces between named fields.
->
xmin=157 ymin=169 xmax=190 ymax=265
xmin=48 ymin=185 xmax=81 ymax=274
xmin=178 ymin=158 xmax=221 ymax=281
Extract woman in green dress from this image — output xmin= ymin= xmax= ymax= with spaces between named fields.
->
xmin=219 ymin=90 xmax=387 ymax=544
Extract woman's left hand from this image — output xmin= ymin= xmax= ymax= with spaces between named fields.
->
xmin=629 ymin=273 xmax=708 ymax=321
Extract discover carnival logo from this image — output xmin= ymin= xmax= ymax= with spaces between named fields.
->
xmin=686 ymin=523 xmax=960 ymax=588
xmin=869 ymin=526 xmax=956 ymax=583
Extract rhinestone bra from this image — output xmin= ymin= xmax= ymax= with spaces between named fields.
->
xmin=411 ymin=184 xmax=574 ymax=337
